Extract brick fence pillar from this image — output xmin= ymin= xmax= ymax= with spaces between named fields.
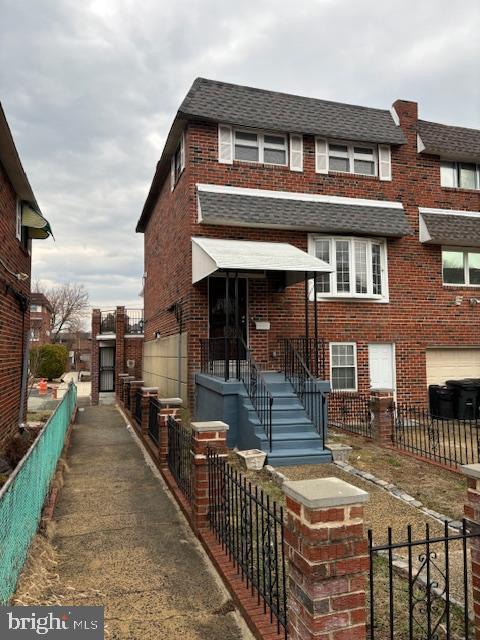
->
xmin=462 ymin=464 xmax=480 ymax=639
xmin=370 ymin=389 xmax=395 ymax=447
xmin=117 ymin=373 xmax=129 ymax=405
xmin=158 ymin=398 xmax=183 ymax=467
xmin=140 ymin=387 xmax=158 ymax=436
xmin=121 ymin=375 xmax=135 ymax=407
xmin=91 ymin=309 xmax=101 ymax=405
xmin=191 ymin=421 xmax=229 ymax=534
xmin=283 ymin=477 xmax=369 ymax=640
xmin=129 ymin=379 xmax=144 ymax=422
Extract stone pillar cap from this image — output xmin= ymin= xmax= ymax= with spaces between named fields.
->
xmin=462 ymin=464 xmax=480 ymax=479
xmin=141 ymin=386 xmax=159 ymax=393
xmin=118 ymin=373 xmax=130 ymax=378
xmin=159 ymin=397 xmax=183 ymax=406
xmin=370 ymin=388 xmax=394 ymax=393
xmin=283 ymin=477 xmax=369 ymax=509
xmin=130 ymin=380 xmax=144 ymax=384
xmin=191 ymin=420 xmax=229 ymax=433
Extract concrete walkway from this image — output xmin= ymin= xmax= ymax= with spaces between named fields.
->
xmin=53 ymin=402 xmax=251 ymax=640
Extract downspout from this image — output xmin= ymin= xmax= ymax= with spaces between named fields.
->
xmin=19 ymin=305 xmax=30 ymax=429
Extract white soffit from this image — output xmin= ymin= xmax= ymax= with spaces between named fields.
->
xmin=192 ymin=236 xmax=333 ymax=285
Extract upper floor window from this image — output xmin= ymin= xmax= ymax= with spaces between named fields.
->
xmin=311 ymin=235 xmax=388 ymax=300
xmin=440 ymin=161 xmax=479 ymax=190
xmin=233 ymin=130 xmax=287 ymax=166
xmin=442 ymin=247 xmax=480 ymax=286
xmin=316 ymin=139 xmax=392 ymax=181
xmin=170 ymin=133 xmax=185 ymax=191
xmin=30 ymin=304 xmax=42 ymax=312
xmin=16 ymin=198 xmax=22 ymax=240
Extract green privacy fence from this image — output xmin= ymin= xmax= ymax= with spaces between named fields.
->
xmin=0 ymin=382 xmax=77 ymax=603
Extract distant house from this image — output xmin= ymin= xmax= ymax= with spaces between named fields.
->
xmin=0 ymin=102 xmax=52 ymax=447
xmin=57 ymin=330 xmax=92 ymax=372
xmin=29 ymin=292 xmax=53 ymax=345
xmin=136 ymin=78 xmax=480 ymax=464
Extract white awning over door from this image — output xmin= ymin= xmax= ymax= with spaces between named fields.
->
xmin=191 ymin=236 xmax=333 ymax=285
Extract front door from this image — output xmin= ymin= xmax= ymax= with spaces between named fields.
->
xmin=99 ymin=347 xmax=115 ymax=392
xmin=209 ymin=277 xmax=248 ymax=342
xmin=368 ymin=344 xmax=395 ymax=393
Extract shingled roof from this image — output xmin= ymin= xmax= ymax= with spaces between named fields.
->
xmin=198 ymin=186 xmax=412 ymax=238
xmin=418 ymin=120 xmax=480 ymax=162
xmin=180 ymin=78 xmax=406 ymax=145
xmin=419 ymin=209 xmax=480 ymax=247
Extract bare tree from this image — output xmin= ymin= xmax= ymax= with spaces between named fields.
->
xmin=34 ymin=282 xmax=90 ymax=342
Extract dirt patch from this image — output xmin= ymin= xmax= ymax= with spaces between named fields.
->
xmin=329 ymin=430 xmax=466 ymax=521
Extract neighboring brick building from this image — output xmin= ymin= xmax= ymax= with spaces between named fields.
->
xmin=29 ymin=292 xmax=52 ymax=345
xmin=0 ymin=102 xmax=52 ymax=448
xmin=136 ymin=78 xmax=479 ymax=461
xmin=57 ymin=330 xmax=91 ymax=372
xmin=90 ymin=307 xmax=143 ymax=405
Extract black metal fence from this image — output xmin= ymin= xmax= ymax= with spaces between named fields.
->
xmin=125 ymin=309 xmax=144 ymax=335
xmin=167 ymin=415 xmax=192 ymax=503
xmin=328 ymin=391 xmax=373 ymax=438
xmin=368 ymin=519 xmax=478 ymax=639
xmin=207 ymin=449 xmax=287 ymax=637
xmin=148 ymin=397 xmax=160 ymax=445
xmin=100 ymin=310 xmax=115 ymax=334
xmin=134 ymin=389 xmax=142 ymax=426
xmin=393 ymin=403 xmax=480 ymax=468
xmin=283 ymin=338 xmax=328 ymax=443
xmin=285 ymin=337 xmax=326 ymax=380
xmin=125 ymin=384 xmax=131 ymax=411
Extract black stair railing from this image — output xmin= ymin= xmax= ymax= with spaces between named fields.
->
xmin=283 ymin=337 xmax=327 ymax=445
xmin=200 ymin=336 xmax=274 ymax=450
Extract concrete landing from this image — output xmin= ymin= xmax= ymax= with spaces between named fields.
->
xmin=52 ymin=403 xmax=251 ymax=640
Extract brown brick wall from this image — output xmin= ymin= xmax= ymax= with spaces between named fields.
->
xmin=30 ymin=307 xmax=52 ymax=345
xmin=142 ymin=101 xmax=480 ymax=407
xmin=0 ymin=161 xmax=31 ymax=448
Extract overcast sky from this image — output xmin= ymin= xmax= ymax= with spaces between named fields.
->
xmin=1 ymin=0 xmax=479 ymax=310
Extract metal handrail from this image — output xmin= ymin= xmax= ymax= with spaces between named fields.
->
xmin=283 ymin=337 xmax=327 ymax=444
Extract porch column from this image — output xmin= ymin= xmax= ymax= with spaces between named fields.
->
xmin=191 ymin=421 xmax=229 ymax=533
xmin=283 ymin=477 xmax=369 ymax=640
xmin=115 ymin=306 xmax=126 ymax=393
xmin=370 ymin=389 xmax=395 ymax=447
xmin=461 ymin=464 xmax=480 ymax=639
xmin=158 ymin=397 xmax=183 ymax=467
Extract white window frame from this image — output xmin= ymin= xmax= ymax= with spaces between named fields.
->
xmin=329 ymin=342 xmax=358 ymax=392
xmin=15 ymin=198 xmax=22 ymax=240
xmin=233 ymin=129 xmax=288 ymax=166
xmin=440 ymin=160 xmax=480 ymax=191
xmin=30 ymin=304 xmax=42 ymax=312
xmin=308 ymin=235 xmax=389 ymax=301
xmin=327 ymin=140 xmax=378 ymax=177
xmin=442 ymin=246 xmax=480 ymax=287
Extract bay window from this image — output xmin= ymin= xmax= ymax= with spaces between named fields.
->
xmin=311 ymin=236 xmax=388 ymax=299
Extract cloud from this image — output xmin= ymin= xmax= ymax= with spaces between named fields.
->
xmin=0 ymin=0 xmax=478 ymax=310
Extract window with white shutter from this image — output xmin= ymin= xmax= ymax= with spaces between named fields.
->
xmin=315 ymin=138 xmax=328 ymax=174
xmin=378 ymin=145 xmax=392 ymax=181
xmin=218 ymin=124 xmax=233 ymax=164
xmin=289 ymin=134 xmax=303 ymax=171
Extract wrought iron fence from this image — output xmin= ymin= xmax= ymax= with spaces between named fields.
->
xmin=148 ymin=397 xmax=160 ymax=445
xmin=125 ymin=309 xmax=144 ymax=335
xmin=328 ymin=391 xmax=373 ymax=438
xmin=134 ymin=389 xmax=142 ymax=426
xmin=393 ymin=403 xmax=480 ymax=468
xmin=100 ymin=310 xmax=115 ymax=334
xmin=285 ymin=337 xmax=326 ymax=380
xmin=207 ymin=449 xmax=287 ymax=637
xmin=200 ymin=336 xmax=245 ymax=380
xmin=368 ymin=519 xmax=478 ymax=639
xmin=125 ymin=383 xmax=131 ymax=411
xmin=167 ymin=415 xmax=192 ymax=503
xmin=283 ymin=338 xmax=328 ymax=443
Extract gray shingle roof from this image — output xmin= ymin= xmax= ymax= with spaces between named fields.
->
xmin=420 ymin=211 xmax=480 ymax=247
xmin=180 ymin=78 xmax=406 ymax=145
xmin=418 ymin=120 xmax=480 ymax=162
xmin=198 ymin=190 xmax=412 ymax=238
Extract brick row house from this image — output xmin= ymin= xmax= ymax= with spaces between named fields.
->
xmin=137 ymin=78 xmax=480 ymax=464
xmin=29 ymin=292 xmax=53 ymax=345
xmin=0 ymin=102 xmax=52 ymax=448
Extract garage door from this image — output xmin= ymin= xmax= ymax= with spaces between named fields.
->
xmin=426 ymin=348 xmax=480 ymax=386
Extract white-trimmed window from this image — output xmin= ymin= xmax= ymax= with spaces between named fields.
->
xmin=311 ymin=236 xmax=388 ymax=299
xmin=440 ymin=161 xmax=479 ymax=190
xmin=442 ymin=247 xmax=480 ymax=286
xmin=30 ymin=304 xmax=42 ymax=312
xmin=170 ymin=133 xmax=185 ymax=190
xmin=330 ymin=343 xmax=357 ymax=391
xmin=327 ymin=141 xmax=377 ymax=176
xmin=16 ymin=198 xmax=22 ymax=240
xmin=233 ymin=130 xmax=288 ymax=166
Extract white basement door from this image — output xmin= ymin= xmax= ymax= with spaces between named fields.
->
xmin=368 ymin=344 xmax=395 ymax=391
xmin=426 ymin=348 xmax=480 ymax=386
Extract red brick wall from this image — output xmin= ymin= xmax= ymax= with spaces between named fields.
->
xmin=142 ymin=104 xmax=480 ymax=406
xmin=0 ymin=162 xmax=31 ymax=448
xmin=30 ymin=307 xmax=52 ymax=345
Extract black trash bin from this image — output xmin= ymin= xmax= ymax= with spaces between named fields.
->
xmin=446 ymin=379 xmax=478 ymax=420
xmin=434 ymin=386 xmax=456 ymax=419
xmin=428 ymin=385 xmax=442 ymax=416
